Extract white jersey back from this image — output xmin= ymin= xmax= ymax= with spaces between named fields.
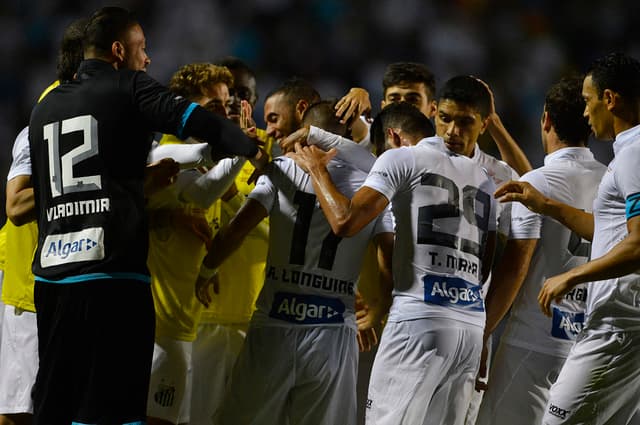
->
xmin=248 ymin=156 xmax=393 ymax=330
xmin=588 ymin=125 xmax=640 ymax=331
xmin=471 ymin=147 xmax=518 ymax=239
xmin=502 ymin=147 xmax=606 ymax=357
xmin=364 ymin=137 xmax=497 ymax=328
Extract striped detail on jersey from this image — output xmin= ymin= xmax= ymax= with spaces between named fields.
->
xmin=177 ymin=102 xmax=198 ymax=139
xmin=35 ymin=272 xmax=151 ymax=284
xmin=625 ymin=192 xmax=640 ymax=220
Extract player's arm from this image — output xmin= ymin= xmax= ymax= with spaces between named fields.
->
xmin=484 ymin=238 xmax=537 ymax=335
xmin=195 ymin=198 xmax=268 ymax=307
xmin=6 ymin=175 xmax=35 ymax=226
xmin=539 ymin=214 xmax=640 ymax=316
xmin=477 ymin=78 xmax=532 ymax=175
xmin=334 ymin=87 xmax=371 ymax=143
xmin=287 ymin=144 xmax=390 ymax=237
xmin=280 ymin=126 xmax=376 ymax=173
xmin=495 ymin=180 xmax=594 ymax=241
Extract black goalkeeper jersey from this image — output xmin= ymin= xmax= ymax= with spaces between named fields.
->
xmin=29 ymin=59 xmax=257 ymax=283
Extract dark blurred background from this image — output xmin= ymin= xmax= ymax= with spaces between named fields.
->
xmin=2 ymin=0 xmax=639 ymax=224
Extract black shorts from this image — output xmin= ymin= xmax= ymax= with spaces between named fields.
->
xmin=32 ymin=278 xmax=155 ymax=425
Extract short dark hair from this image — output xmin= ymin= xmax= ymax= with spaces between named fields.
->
xmin=56 ymin=17 xmax=88 ymax=82
xmin=83 ymin=6 xmax=138 ymax=57
xmin=545 ymin=76 xmax=590 ymax=146
xmin=266 ymin=77 xmax=320 ymax=105
xmin=302 ymin=99 xmax=349 ymax=137
xmin=370 ymin=102 xmax=436 ymax=154
xmin=215 ymin=56 xmax=256 ymax=79
xmin=382 ymin=62 xmax=436 ymax=99
xmin=586 ymin=52 xmax=640 ymax=101
xmin=438 ymin=75 xmax=491 ymax=118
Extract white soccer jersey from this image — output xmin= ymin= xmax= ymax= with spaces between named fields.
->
xmin=587 ymin=124 xmax=640 ymax=331
xmin=8 ymin=126 xmax=31 ymax=180
xmin=471 ymin=147 xmax=518 ymax=239
xmin=248 ymin=156 xmax=393 ymax=330
xmin=364 ymin=137 xmax=497 ymax=328
xmin=501 ymin=147 xmax=606 ymax=357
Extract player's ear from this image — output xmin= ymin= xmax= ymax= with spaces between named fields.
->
xmin=112 ymin=41 xmax=126 ymax=64
xmin=541 ymin=110 xmax=552 ymax=132
xmin=295 ymin=100 xmax=309 ymax=121
xmin=386 ymin=127 xmax=402 ymax=148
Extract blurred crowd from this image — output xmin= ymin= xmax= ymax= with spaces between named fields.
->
xmin=2 ymin=0 xmax=638 ymax=223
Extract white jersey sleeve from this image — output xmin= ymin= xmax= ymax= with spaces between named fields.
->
xmin=362 ymin=147 xmax=414 ymax=202
xmin=179 ymin=157 xmax=246 ymax=208
xmin=509 ymin=169 xmax=547 ymax=240
xmin=308 ymin=126 xmax=376 ymax=173
xmin=247 ymin=161 xmax=281 ymax=213
xmin=614 ymin=147 xmax=640 ymax=220
xmin=147 ymin=142 xmax=213 ymax=169
xmin=7 ymin=126 xmax=31 ymax=180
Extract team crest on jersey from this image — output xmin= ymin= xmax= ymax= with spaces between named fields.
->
xmin=40 ymin=227 xmax=105 ymax=268
xmin=423 ymin=275 xmax=484 ymax=311
xmin=269 ymin=292 xmax=345 ymax=324
xmin=153 ymin=383 xmax=176 ymax=407
xmin=551 ymin=307 xmax=584 ymax=340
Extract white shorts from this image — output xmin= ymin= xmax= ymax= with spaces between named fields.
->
xmin=190 ymin=322 xmax=247 ymax=425
xmin=215 ymin=325 xmax=358 ymax=425
xmin=476 ymin=342 xmax=566 ymax=425
xmin=0 ymin=305 xmax=38 ymax=414
xmin=542 ymin=328 xmax=640 ymax=425
xmin=147 ymin=336 xmax=193 ymax=424
xmin=366 ymin=318 xmax=482 ymax=425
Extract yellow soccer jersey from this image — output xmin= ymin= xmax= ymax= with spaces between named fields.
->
xmin=147 ymin=134 xmax=218 ymax=341
xmin=200 ymin=128 xmax=274 ymax=324
xmin=1 ymin=220 xmax=38 ymax=311
xmin=0 ymin=81 xmax=57 ymax=311
xmin=0 ymin=223 xmax=6 ymax=268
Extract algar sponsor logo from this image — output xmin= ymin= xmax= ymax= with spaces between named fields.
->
xmin=269 ymin=292 xmax=345 ymax=324
xmin=423 ymin=275 xmax=484 ymax=311
xmin=40 ymin=227 xmax=105 ymax=268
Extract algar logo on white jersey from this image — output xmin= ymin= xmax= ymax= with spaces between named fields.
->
xmin=41 ymin=227 xmax=105 ymax=268
xmin=551 ymin=307 xmax=584 ymax=340
xmin=269 ymin=292 xmax=345 ymax=324
xmin=423 ymin=275 xmax=484 ymax=311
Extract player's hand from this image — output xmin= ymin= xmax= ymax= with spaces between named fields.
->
xmin=357 ymin=328 xmax=378 ymax=352
xmin=475 ymin=337 xmax=490 ymax=392
xmin=239 ymin=99 xmax=257 ymax=130
xmin=538 ymin=272 xmax=575 ymax=317
xmin=335 ymin=87 xmax=371 ymax=124
xmin=355 ymin=291 xmax=384 ymax=352
xmin=195 ymin=273 xmax=219 ymax=308
xmin=280 ymin=127 xmax=310 ymax=154
xmin=494 ymin=180 xmax=547 ymax=213
xmin=247 ymin=147 xmax=269 ymax=185
xmin=144 ymin=157 xmax=180 ymax=197
xmin=286 ymin=143 xmax=337 ymax=174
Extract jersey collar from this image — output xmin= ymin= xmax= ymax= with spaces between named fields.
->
xmin=613 ymin=123 xmax=640 ymax=156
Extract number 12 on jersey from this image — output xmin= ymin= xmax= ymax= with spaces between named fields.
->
xmin=43 ymin=115 xmax=102 ymax=198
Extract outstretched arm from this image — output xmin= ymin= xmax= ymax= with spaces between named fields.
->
xmin=538 ymin=215 xmax=640 ymax=316
xmin=287 ymin=144 xmax=390 ymax=237
xmin=195 ymin=198 xmax=267 ymax=307
xmin=495 ymin=180 xmax=594 ymax=241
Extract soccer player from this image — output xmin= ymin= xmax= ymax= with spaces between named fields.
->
xmin=0 ymin=17 xmax=86 ymax=425
xmin=145 ymin=62 xmax=245 ymax=425
xmin=27 ymin=7 xmax=263 ymax=425
xmin=188 ymin=57 xmax=275 ymax=425
xmin=496 ymin=52 xmax=640 ymax=425
xmin=475 ymin=76 xmax=607 ymax=425
xmin=287 ymin=102 xmax=497 ymax=425
xmin=195 ymin=99 xmax=394 ymax=425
